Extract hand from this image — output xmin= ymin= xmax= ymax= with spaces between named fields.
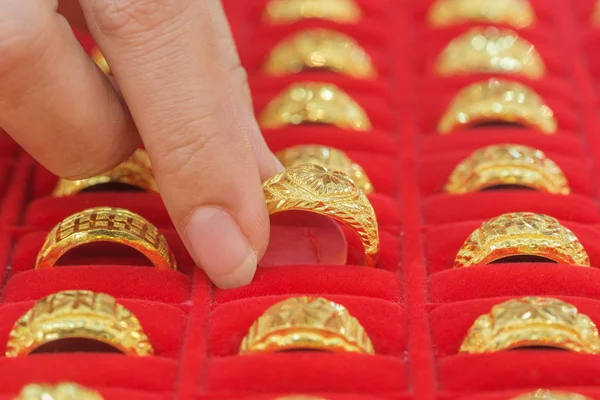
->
xmin=0 ymin=0 xmax=282 ymax=288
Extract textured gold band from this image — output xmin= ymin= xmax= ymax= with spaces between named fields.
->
xmin=53 ymin=149 xmax=158 ymax=197
xmin=15 ymin=382 xmax=104 ymax=400
xmin=427 ymin=0 xmax=535 ymax=28
xmin=263 ymin=0 xmax=361 ymax=24
xmin=91 ymin=47 xmax=110 ymax=75
xmin=6 ymin=290 xmax=154 ymax=357
xmin=35 ymin=206 xmax=177 ymax=270
xmin=239 ymin=296 xmax=374 ymax=354
xmin=510 ymin=390 xmax=592 ymax=400
xmin=263 ymin=163 xmax=379 ymax=266
xmin=460 ymin=297 xmax=600 ymax=354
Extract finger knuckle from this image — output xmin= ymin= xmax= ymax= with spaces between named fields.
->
xmin=0 ymin=14 xmax=47 ymax=75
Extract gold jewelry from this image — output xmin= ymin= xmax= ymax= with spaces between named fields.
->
xmin=239 ymin=296 xmax=374 ymax=354
xmin=453 ymin=212 xmax=590 ymax=268
xmin=435 ymin=27 xmax=546 ymax=79
xmin=15 ymin=382 xmax=104 ymax=400
xmin=258 ymin=82 xmax=372 ymax=131
xmin=445 ymin=144 xmax=570 ymax=194
xmin=263 ymin=29 xmax=376 ymax=79
xmin=263 ymin=0 xmax=361 ymax=24
xmin=91 ymin=47 xmax=110 ymax=75
xmin=510 ymin=390 xmax=592 ymax=400
xmin=35 ymin=206 xmax=177 ymax=270
xmin=263 ymin=163 xmax=379 ymax=266
xmin=53 ymin=149 xmax=157 ymax=197
xmin=6 ymin=290 xmax=154 ymax=357
xmin=460 ymin=297 xmax=600 ymax=354
xmin=427 ymin=0 xmax=535 ymax=28
xmin=275 ymin=145 xmax=374 ymax=194
xmin=438 ymin=78 xmax=557 ymax=134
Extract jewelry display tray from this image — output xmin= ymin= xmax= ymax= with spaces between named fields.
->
xmin=3 ymin=0 xmax=600 ymax=399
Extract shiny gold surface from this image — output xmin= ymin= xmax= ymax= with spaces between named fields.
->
xmin=91 ymin=47 xmax=110 ymax=75
xmin=15 ymin=382 xmax=104 ymax=400
xmin=438 ymin=78 xmax=556 ymax=134
xmin=259 ymin=82 xmax=372 ymax=131
xmin=445 ymin=144 xmax=570 ymax=194
xmin=263 ymin=0 xmax=361 ymax=24
xmin=460 ymin=297 xmax=600 ymax=354
xmin=239 ymin=296 xmax=375 ymax=354
xmin=510 ymin=390 xmax=592 ymax=400
xmin=276 ymin=145 xmax=374 ymax=194
xmin=6 ymin=290 xmax=154 ymax=357
xmin=435 ymin=27 xmax=546 ymax=79
xmin=427 ymin=0 xmax=535 ymax=28
xmin=263 ymin=163 xmax=379 ymax=266
xmin=453 ymin=212 xmax=590 ymax=268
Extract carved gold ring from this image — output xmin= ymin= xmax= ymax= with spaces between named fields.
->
xmin=6 ymin=290 xmax=154 ymax=357
xmin=258 ymin=82 xmax=372 ymax=131
xmin=438 ymin=78 xmax=557 ymax=134
xmin=15 ymin=382 xmax=104 ymax=400
xmin=453 ymin=212 xmax=590 ymax=268
xmin=435 ymin=27 xmax=546 ymax=79
xmin=53 ymin=149 xmax=158 ymax=196
xmin=239 ymin=296 xmax=374 ymax=354
xmin=460 ymin=297 xmax=600 ymax=354
xmin=91 ymin=47 xmax=110 ymax=75
xmin=510 ymin=390 xmax=592 ymax=400
xmin=445 ymin=144 xmax=570 ymax=194
xmin=35 ymin=206 xmax=177 ymax=270
xmin=263 ymin=163 xmax=379 ymax=266
xmin=427 ymin=0 xmax=536 ymax=29
xmin=263 ymin=0 xmax=362 ymax=24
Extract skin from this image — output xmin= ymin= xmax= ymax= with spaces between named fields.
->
xmin=0 ymin=0 xmax=282 ymax=288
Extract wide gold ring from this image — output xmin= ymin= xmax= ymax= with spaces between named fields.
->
xmin=53 ymin=149 xmax=158 ymax=197
xmin=15 ymin=382 xmax=104 ymax=400
xmin=35 ymin=206 xmax=177 ymax=270
xmin=263 ymin=29 xmax=376 ymax=79
xmin=262 ymin=0 xmax=362 ymax=24
xmin=453 ymin=212 xmax=590 ymax=268
xmin=239 ymin=296 xmax=374 ymax=354
xmin=445 ymin=144 xmax=570 ymax=194
xmin=435 ymin=27 xmax=546 ymax=79
xmin=275 ymin=145 xmax=374 ymax=194
xmin=258 ymin=82 xmax=372 ymax=131
xmin=427 ymin=0 xmax=536 ymax=29
xmin=460 ymin=297 xmax=600 ymax=354
xmin=263 ymin=163 xmax=379 ymax=266
xmin=510 ymin=390 xmax=592 ymax=400
xmin=437 ymin=78 xmax=557 ymax=134
xmin=91 ymin=47 xmax=111 ymax=75
xmin=6 ymin=290 xmax=154 ymax=357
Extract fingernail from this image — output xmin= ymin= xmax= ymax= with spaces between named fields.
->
xmin=186 ymin=207 xmax=257 ymax=289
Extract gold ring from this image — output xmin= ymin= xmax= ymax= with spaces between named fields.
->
xmin=435 ymin=27 xmax=546 ymax=79
xmin=15 ymin=382 xmax=104 ymax=400
xmin=53 ymin=149 xmax=158 ymax=196
xmin=262 ymin=0 xmax=362 ymax=24
xmin=427 ymin=0 xmax=535 ymax=29
xmin=91 ymin=47 xmax=111 ymax=75
xmin=445 ymin=144 xmax=570 ymax=194
xmin=6 ymin=290 xmax=154 ymax=357
xmin=510 ymin=390 xmax=592 ymax=400
xmin=263 ymin=29 xmax=376 ymax=79
xmin=263 ymin=163 xmax=379 ymax=266
xmin=453 ymin=212 xmax=590 ymax=268
xmin=35 ymin=206 xmax=177 ymax=270
xmin=438 ymin=78 xmax=557 ymax=134
xmin=275 ymin=145 xmax=374 ymax=194
xmin=460 ymin=297 xmax=600 ymax=354
xmin=239 ymin=296 xmax=374 ymax=354
xmin=258 ymin=82 xmax=372 ymax=131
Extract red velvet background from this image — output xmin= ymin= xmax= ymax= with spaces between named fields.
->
xmin=1 ymin=0 xmax=600 ymax=399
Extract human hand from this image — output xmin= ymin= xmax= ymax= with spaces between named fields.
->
xmin=0 ymin=0 xmax=282 ymax=288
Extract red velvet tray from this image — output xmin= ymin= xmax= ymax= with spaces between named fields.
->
xmin=2 ymin=0 xmax=600 ymax=399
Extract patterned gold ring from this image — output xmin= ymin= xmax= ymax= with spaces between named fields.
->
xmin=510 ymin=390 xmax=592 ymax=400
xmin=275 ymin=145 xmax=374 ymax=194
xmin=15 ymin=382 xmax=104 ymax=400
xmin=438 ymin=78 xmax=557 ymax=134
xmin=263 ymin=163 xmax=379 ymax=266
xmin=91 ymin=47 xmax=111 ymax=75
xmin=460 ymin=297 xmax=600 ymax=354
xmin=263 ymin=29 xmax=376 ymax=79
xmin=258 ymin=82 xmax=372 ymax=131
xmin=53 ymin=149 xmax=157 ymax=197
xmin=435 ymin=27 xmax=546 ymax=79
xmin=445 ymin=144 xmax=570 ymax=194
xmin=35 ymin=206 xmax=177 ymax=270
xmin=453 ymin=212 xmax=590 ymax=268
xmin=6 ymin=290 xmax=154 ymax=357
xmin=239 ymin=296 xmax=374 ymax=354
xmin=263 ymin=0 xmax=362 ymax=24
xmin=427 ymin=0 xmax=536 ymax=28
